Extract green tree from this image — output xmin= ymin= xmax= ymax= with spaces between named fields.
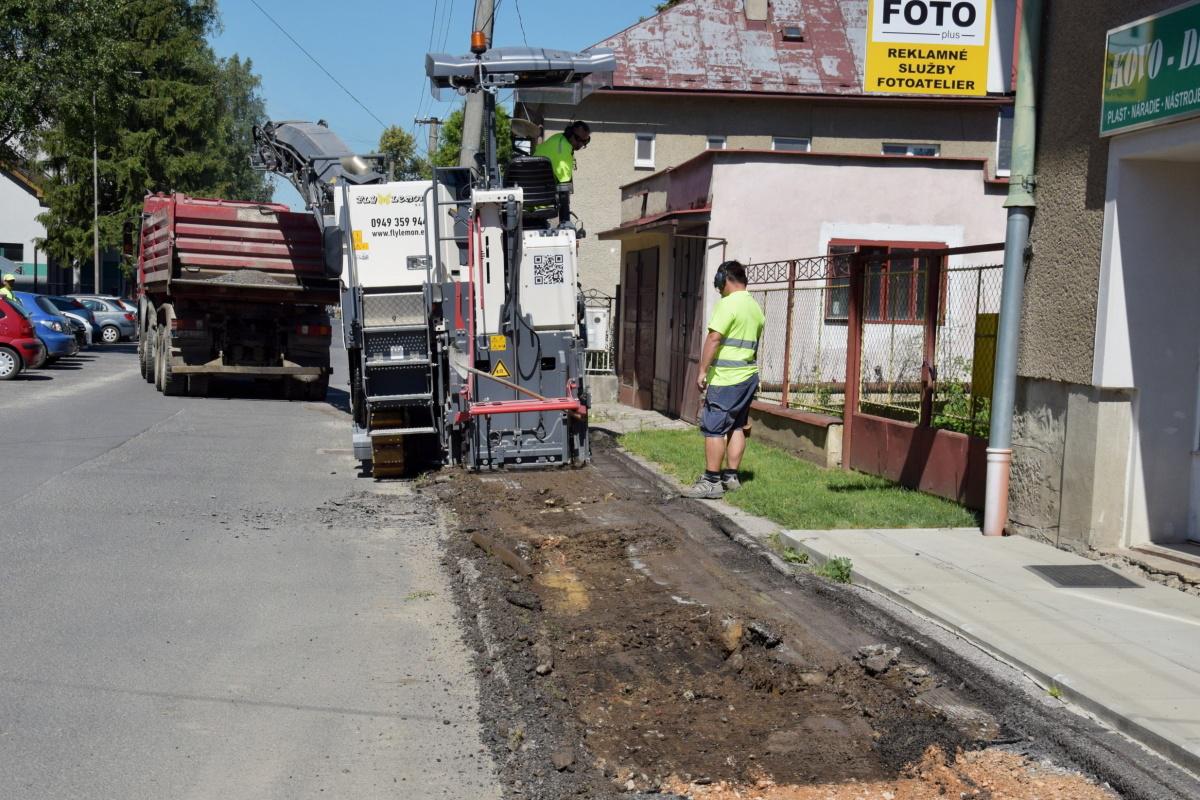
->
xmin=0 ymin=0 xmax=118 ymax=160
xmin=35 ymin=0 xmax=271 ymax=272
xmin=432 ymin=104 xmax=512 ymax=170
xmin=655 ymin=0 xmax=685 ymax=11
xmin=216 ymin=54 xmax=274 ymax=203
xmin=378 ymin=125 xmax=426 ymax=180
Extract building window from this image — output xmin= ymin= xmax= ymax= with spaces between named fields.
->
xmin=706 ymin=135 xmax=726 ymax=150
xmin=634 ymin=133 xmax=656 ymax=169
xmin=0 ymin=243 xmax=22 ymax=262
xmin=882 ymin=143 xmax=940 ymax=157
xmin=771 ymin=136 xmax=810 ymax=152
xmin=996 ymin=107 xmax=1014 ymax=177
xmin=825 ymin=242 xmax=945 ymax=324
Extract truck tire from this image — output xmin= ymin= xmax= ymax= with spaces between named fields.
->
xmin=159 ymin=306 xmax=185 ymax=396
xmin=187 ymin=375 xmax=210 ymax=397
xmin=142 ymin=328 xmax=157 ymax=383
xmin=305 ymin=374 xmax=329 ymax=401
xmin=154 ymin=328 xmax=165 ymax=392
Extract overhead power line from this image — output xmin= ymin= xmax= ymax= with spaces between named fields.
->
xmin=248 ymin=0 xmax=388 ymax=130
xmin=514 ymin=0 xmax=529 ymax=46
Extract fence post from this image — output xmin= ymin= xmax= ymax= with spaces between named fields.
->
xmin=843 ymin=253 xmax=865 ymax=467
xmin=780 ymin=261 xmax=797 ymax=408
xmin=919 ymin=252 xmax=943 ymax=429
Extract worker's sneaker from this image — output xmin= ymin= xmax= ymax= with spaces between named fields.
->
xmin=682 ymin=476 xmax=724 ymax=499
xmin=721 ymin=473 xmax=742 ymax=492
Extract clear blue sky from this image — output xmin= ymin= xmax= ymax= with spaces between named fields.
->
xmin=210 ymin=0 xmax=652 ymax=207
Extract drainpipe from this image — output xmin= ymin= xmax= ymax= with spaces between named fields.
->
xmin=984 ymin=0 xmax=1041 ymax=536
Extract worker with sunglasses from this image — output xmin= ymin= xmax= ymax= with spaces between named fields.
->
xmin=533 ymin=121 xmax=590 ymax=223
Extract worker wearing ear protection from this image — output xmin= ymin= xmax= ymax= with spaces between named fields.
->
xmin=683 ymin=259 xmax=765 ymax=499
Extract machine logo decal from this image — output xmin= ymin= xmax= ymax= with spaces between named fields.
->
xmin=491 ymin=360 xmax=511 ymax=378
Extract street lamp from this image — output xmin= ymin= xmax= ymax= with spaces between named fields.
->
xmin=92 ymin=90 xmax=99 ymax=295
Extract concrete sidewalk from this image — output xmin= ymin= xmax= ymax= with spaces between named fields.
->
xmin=780 ymin=527 xmax=1200 ymax=775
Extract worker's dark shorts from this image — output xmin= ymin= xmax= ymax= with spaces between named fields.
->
xmin=699 ymin=374 xmax=759 ymax=438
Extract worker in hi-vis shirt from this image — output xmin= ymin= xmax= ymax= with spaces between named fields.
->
xmin=533 ymin=121 xmax=590 ymax=222
xmin=682 ymin=260 xmax=766 ymax=500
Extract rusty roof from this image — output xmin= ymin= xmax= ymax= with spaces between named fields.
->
xmin=594 ymin=0 xmax=867 ymax=96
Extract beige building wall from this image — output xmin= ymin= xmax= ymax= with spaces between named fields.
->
xmin=524 ymin=92 xmax=1006 ymax=298
xmin=1008 ymin=0 xmax=1196 ymax=551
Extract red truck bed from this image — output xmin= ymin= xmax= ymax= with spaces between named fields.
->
xmin=139 ymin=192 xmax=336 ymax=304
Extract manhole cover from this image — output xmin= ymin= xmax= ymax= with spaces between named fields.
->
xmin=1027 ymin=564 xmax=1141 ymax=589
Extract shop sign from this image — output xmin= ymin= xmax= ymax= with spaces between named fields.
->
xmin=864 ymin=0 xmax=992 ymax=96
xmin=1102 ymin=0 xmax=1200 ymax=136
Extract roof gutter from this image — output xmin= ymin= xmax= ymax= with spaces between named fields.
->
xmin=984 ymin=0 xmax=1041 ymax=537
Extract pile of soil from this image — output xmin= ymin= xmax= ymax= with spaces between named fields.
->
xmin=429 ymin=438 xmax=1117 ymax=799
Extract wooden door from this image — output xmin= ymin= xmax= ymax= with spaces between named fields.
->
xmin=668 ymin=237 xmax=705 ymax=421
xmin=619 ymin=247 xmax=659 ymax=409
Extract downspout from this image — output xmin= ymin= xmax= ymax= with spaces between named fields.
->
xmin=983 ymin=0 xmax=1041 ymax=536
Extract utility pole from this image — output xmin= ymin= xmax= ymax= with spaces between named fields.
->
xmin=414 ymin=116 xmax=442 ymax=164
xmin=458 ymin=0 xmax=495 ymax=171
xmin=93 ymin=90 xmax=100 ymax=295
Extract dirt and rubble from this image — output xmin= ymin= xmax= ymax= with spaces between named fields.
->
xmin=423 ymin=435 xmax=1172 ymax=799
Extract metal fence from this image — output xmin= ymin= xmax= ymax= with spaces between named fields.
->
xmin=745 ymin=253 xmax=1002 ymax=437
xmin=748 ymin=255 xmax=849 ymax=416
xmin=932 ymin=264 xmax=1001 ymax=437
xmin=583 ymin=288 xmax=616 ymax=375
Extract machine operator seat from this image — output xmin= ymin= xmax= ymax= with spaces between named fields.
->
xmin=502 ymin=156 xmax=560 ymax=226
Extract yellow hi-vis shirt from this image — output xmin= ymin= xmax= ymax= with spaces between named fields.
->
xmin=0 ymin=285 xmax=15 ymax=304
xmin=532 ymin=133 xmax=575 ymax=183
xmin=706 ymin=290 xmax=765 ymax=387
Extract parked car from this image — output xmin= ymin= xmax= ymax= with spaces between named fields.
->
xmin=13 ymin=291 xmax=79 ymax=362
xmin=45 ymin=296 xmax=98 ymax=347
xmin=69 ymin=295 xmax=138 ymax=343
xmin=65 ymin=315 xmax=88 ymax=349
xmin=0 ymin=296 xmax=46 ymax=378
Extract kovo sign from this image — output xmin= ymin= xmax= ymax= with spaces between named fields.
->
xmin=1101 ymin=0 xmax=1200 ymax=136
xmin=865 ymin=0 xmax=991 ymax=96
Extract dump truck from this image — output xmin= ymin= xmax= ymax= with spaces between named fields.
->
xmin=136 ymin=192 xmax=338 ymax=398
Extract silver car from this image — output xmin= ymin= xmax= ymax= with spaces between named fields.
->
xmin=70 ymin=295 xmax=138 ymax=344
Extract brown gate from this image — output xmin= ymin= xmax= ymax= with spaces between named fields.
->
xmin=667 ymin=236 xmax=705 ymax=421
xmin=619 ymin=247 xmax=659 ymax=409
xmin=747 ymin=243 xmax=1004 ymax=510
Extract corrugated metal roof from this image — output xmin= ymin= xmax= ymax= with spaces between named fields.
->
xmin=595 ymin=0 xmax=867 ymax=96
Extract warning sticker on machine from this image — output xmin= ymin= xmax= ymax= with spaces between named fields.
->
xmin=352 ymin=230 xmax=368 ymax=251
xmin=491 ymin=361 xmax=511 ymax=379
xmin=489 ymin=335 xmax=507 ymax=351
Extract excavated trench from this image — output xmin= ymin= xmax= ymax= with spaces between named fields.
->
xmin=428 ymin=434 xmax=1127 ymax=799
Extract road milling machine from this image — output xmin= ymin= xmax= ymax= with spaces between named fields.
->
xmin=256 ymin=45 xmax=615 ymax=476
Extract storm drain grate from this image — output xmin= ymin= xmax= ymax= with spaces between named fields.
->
xmin=1027 ymin=564 xmax=1142 ymax=589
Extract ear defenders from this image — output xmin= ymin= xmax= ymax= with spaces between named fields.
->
xmin=714 ymin=261 xmax=730 ymax=292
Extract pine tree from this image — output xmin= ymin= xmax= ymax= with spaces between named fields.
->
xmin=35 ymin=0 xmax=270 ymax=272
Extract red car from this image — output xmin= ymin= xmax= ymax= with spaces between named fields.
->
xmin=0 ymin=296 xmax=46 ymax=379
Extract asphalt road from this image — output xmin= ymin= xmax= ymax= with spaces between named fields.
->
xmin=0 ymin=344 xmax=499 ymax=799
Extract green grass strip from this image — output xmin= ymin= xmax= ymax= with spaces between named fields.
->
xmin=621 ymin=429 xmax=977 ymax=531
